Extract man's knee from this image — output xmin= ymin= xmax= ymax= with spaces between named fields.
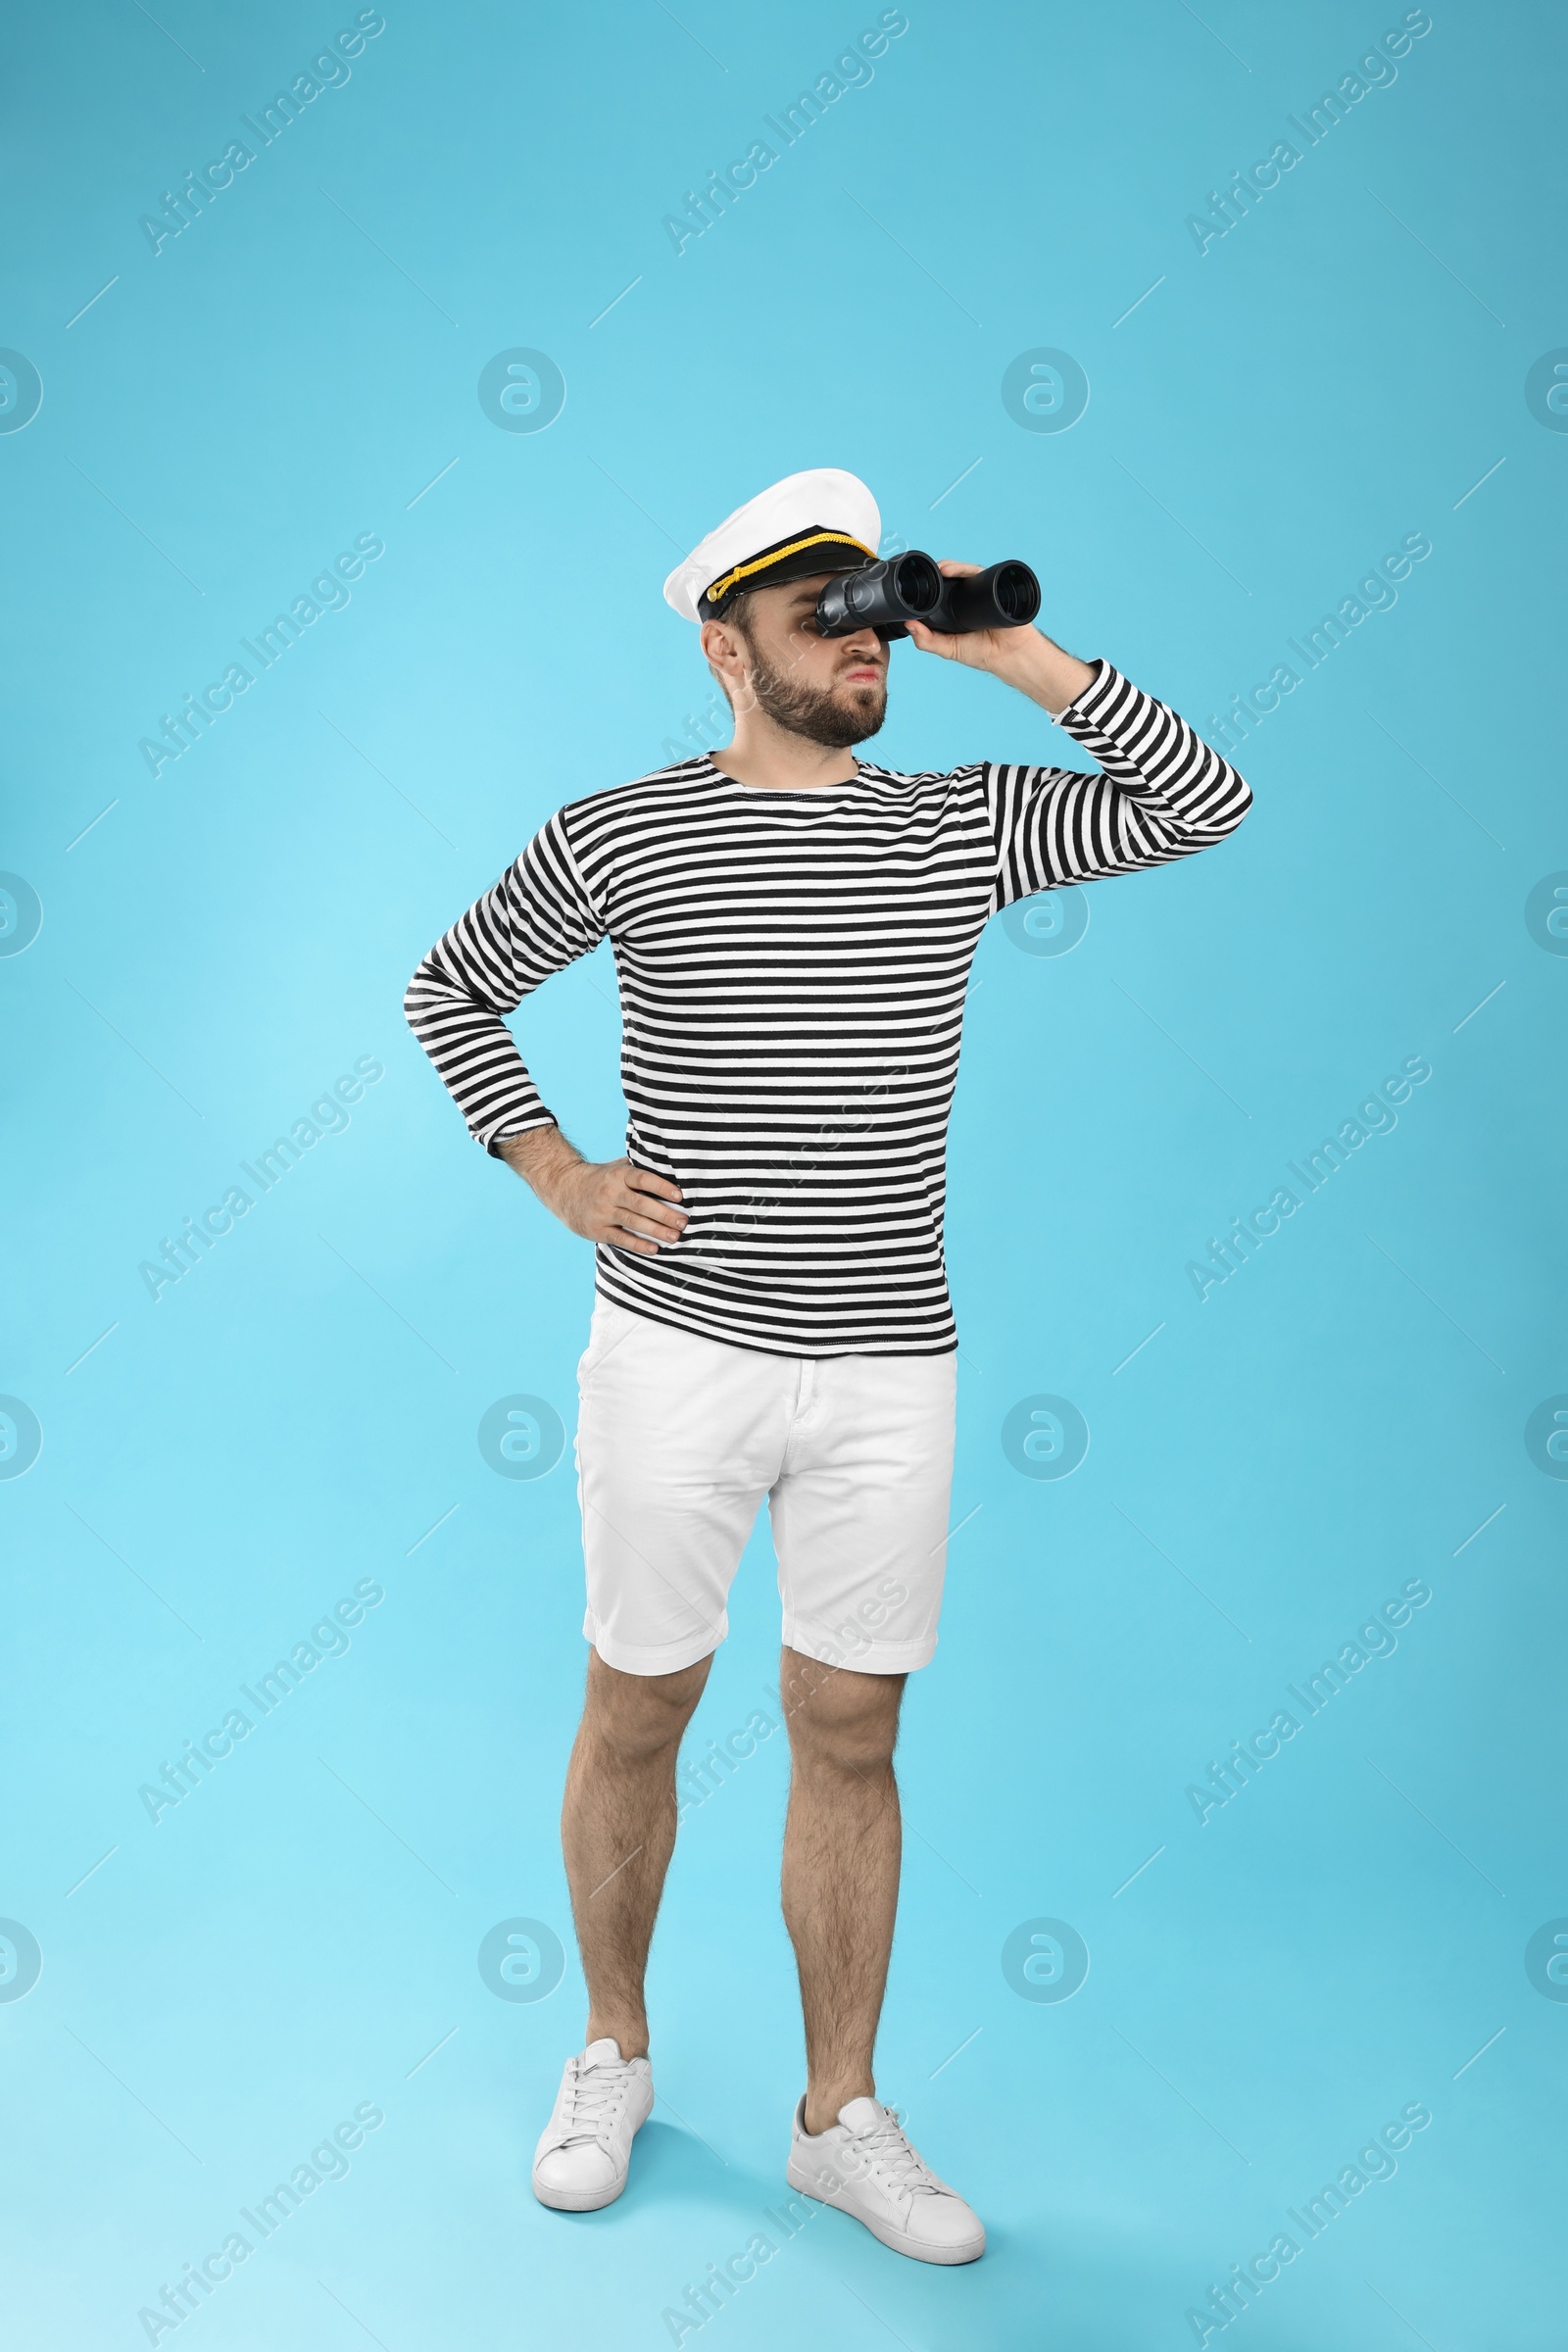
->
xmin=782 ymin=1652 xmax=904 ymax=1775
xmin=584 ymin=1649 xmax=710 ymax=1759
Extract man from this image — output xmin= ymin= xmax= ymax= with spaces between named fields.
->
xmin=404 ymin=467 xmax=1250 ymax=2264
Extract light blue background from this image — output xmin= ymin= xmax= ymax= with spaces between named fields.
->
xmin=3 ymin=3 xmax=1564 ymax=2345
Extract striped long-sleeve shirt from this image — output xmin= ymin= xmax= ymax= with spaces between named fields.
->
xmin=404 ymin=659 xmax=1251 ymax=1356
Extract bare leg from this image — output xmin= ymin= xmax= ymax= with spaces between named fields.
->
xmin=561 ymin=1648 xmax=711 ymax=2058
xmin=779 ymin=1643 xmax=906 ymax=2133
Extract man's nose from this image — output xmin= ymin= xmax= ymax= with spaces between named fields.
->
xmin=838 ymin=623 xmax=883 ymax=658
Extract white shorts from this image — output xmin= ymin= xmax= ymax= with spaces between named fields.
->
xmin=573 ymin=1297 xmax=957 ymax=1678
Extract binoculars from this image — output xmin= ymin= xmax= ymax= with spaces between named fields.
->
xmin=814 ymin=552 xmax=1040 ymax=640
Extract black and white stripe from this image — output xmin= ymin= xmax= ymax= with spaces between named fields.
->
xmin=404 ymin=659 xmax=1251 ymax=1356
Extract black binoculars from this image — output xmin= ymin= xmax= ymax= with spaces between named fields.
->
xmin=814 ymin=552 xmax=1040 ymax=640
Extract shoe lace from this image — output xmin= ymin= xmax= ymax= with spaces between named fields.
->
xmin=559 ymin=2055 xmax=632 ymax=2144
xmin=845 ymin=2108 xmax=940 ymax=2198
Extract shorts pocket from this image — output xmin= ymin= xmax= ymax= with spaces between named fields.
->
xmin=576 ymin=1298 xmax=640 ymax=1393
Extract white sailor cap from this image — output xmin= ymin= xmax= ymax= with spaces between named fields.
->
xmin=662 ymin=467 xmax=882 ymax=623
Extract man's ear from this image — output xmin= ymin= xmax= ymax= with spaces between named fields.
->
xmin=700 ymin=614 xmax=734 ymax=666
xmin=701 ymin=614 xmax=750 ymax=693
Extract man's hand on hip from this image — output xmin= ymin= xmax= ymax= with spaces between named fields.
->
xmin=498 ymin=1126 xmax=688 ymax=1255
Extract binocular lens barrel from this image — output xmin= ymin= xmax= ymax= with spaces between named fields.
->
xmin=937 ymin=560 xmax=1042 ymax=633
xmin=814 ymin=552 xmax=943 ymax=636
xmin=813 ymin=551 xmax=1040 ymax=638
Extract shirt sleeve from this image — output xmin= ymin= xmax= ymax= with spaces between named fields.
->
xmin=403 ymin=808 xmax=607 ymax=1153
xmin=989 ymin=658 xmax=1252 ymax=908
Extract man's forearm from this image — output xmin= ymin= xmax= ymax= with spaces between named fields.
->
xmin=993 ymin=628 xmax=1098 ymax=716
xmin=498 ymin=1122 xmax=584 ymax=1214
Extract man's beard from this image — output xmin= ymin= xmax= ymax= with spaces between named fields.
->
xmin=744 ymin=644 xmax=888 ymax=749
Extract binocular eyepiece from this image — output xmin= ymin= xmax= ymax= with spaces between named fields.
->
xmin=814 ymin=552 xmax=1040 ymax=641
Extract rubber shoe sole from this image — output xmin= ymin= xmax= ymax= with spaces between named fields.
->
xmin=784 ymin=2158 xmax=986 ymax=2264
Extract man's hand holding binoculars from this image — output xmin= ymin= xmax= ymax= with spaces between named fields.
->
xmin=812 ymin=550 xmax=1096 ymax=716
xmin=907 ymin=561 xmax=1097 ymax=717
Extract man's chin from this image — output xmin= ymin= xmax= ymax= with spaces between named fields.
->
xmin=750 ymin=656 xmax=888 ymax=748
xmin=833 ymin=684 xmax=888 ymax=743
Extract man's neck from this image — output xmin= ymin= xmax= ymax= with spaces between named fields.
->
xmin=709 ymin=715 xmax=859 ymax=793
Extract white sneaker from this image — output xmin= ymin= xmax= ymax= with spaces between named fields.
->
xmin=787 ymin=2093 xmax=985 ymax=2264
xmin=531 ymin=2037 xmax=655 ymax=2211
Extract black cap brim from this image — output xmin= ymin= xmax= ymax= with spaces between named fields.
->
xmin=699 ymin=527 xmax=877 ymax=620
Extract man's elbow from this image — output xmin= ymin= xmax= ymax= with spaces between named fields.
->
xmin=1210 ymin=755 xmax=1253 ymax=837
xmin=403 ymin=960 xmax=437 ymax=1036
xmin=1227 ymin=772 xmax=1254 ymax=831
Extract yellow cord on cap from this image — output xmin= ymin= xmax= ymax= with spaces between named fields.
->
xmin=705 ymin=529 xmax=876 ymax=609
